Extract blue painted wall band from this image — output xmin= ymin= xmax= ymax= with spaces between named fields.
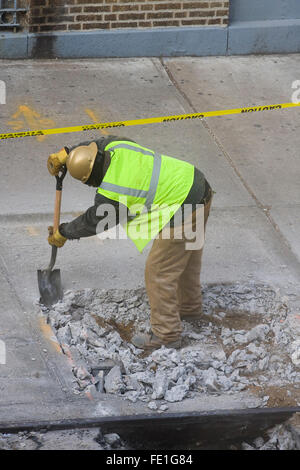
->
xmin=0 ymin=21 xmax=300 ymax=59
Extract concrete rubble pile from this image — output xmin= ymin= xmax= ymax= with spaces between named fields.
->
xmin=240 ymin=423 xmax=300 ymax=450
xmin=41 ymin=282 xmax=300 ymax=409
xmin=0 ymin=429 xmax=125 ymax=451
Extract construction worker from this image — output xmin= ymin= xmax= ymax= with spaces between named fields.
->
xmin=47 ymin=136 xmax=213 ymax=351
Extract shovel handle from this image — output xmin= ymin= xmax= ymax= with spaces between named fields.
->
xmin=48 ymin=185 xmax=62 ymax=271
xmin=47 ymin=165 xmax=67 ymax=272
xmin=53 ymin=164 xmax=67 ymax=231
xmin=53 ymin=189 xmax=62 ymax=232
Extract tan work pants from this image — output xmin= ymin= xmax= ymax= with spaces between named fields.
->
xmin=145 ymin=190 xmax=213 ymax=342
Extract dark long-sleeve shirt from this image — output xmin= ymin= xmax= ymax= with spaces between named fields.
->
xmin=59 ymin=136 xmax=208 ymax=240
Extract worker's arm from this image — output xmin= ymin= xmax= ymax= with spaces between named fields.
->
xmin=59 ymin=193 xmax=129 ymax=239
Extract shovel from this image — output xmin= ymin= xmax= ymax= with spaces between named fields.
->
xmin=38 ymin=165 xmax=67 ymax=307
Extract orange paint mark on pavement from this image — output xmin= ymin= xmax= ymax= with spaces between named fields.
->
xmin=7 ymin=105 xmax=56 ymax=142
xmin=85 ymin=108 xmax=109 ymax=135
xmin=39 ymin=316 xmax=62 ymax=354
xmin=62 ymin=344 xmax=76 ymax=368
xmin=26 ymin=226 xmax=40 ymax=236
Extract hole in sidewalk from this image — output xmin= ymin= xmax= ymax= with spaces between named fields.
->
xmin=40 ymin=283 xmax=300 ymax=409
xmin=93 ymin=315 xmax=136 ymax=344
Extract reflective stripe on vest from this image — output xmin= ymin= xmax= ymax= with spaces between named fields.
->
xmin=100 ymin=182 xmax=148 ymax=199
xmin=99 ymin=144 xmax=162 ymax=210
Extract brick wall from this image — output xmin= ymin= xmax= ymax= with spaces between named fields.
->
xmin=29 ymin=0 xmax=229 ymax=33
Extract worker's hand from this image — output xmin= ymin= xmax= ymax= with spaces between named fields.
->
xmin=48 ymin=226 xmax=67 ymax=248
xmin=47 ymin=147 xmax=69 ymax=176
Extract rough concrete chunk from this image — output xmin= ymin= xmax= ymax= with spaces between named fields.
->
xmin=164 ymin=384 xmax=189 ymax=402
xmin=246 ymin=324 xmax=270 ymax=342
xmin=152 ymin=370 xmax=169 ymax=400
xmin=103 ymin=433 xmax=122 ymax=447
xmin=290 ymin=340 xmax=300 ymax=366
xmin=202 ymin=368 xmax=219 ymax=392
xmin=104 ymin=366 xmax=124 ymax=394
xmin=159 ymin=404 xmax=169 ymax=411
xmin=148 ymin=401 xmax=158 ymax=410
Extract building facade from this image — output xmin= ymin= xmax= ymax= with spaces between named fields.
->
xmin=0 ymin=0 xmax=299 ymax=58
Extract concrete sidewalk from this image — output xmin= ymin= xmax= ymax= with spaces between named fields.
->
xmin=0 ymin=55 xmax=300 ymax=424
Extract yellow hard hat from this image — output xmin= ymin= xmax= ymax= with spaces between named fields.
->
xmin=66 ymin=142 xmax=98 ymax=183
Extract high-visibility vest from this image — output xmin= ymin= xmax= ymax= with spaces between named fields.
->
xmin=97 ymin=140 xmax=194 ymax=252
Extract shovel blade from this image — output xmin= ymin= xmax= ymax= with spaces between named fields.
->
xmin=37 ymin=269 xmax=63 ymax=307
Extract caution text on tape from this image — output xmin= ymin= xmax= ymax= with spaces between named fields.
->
xmin=0 ymin=101 xmax=299 ymax=141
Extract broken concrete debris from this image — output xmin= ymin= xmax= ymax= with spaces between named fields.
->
xmin=164 ymin=384 xmax=189 ymax=402
xmin=104 ymin=365 xmax=125 ymax=395
xmin=0 ymin=429 xmax=126 ymax=451
xmin=41 ymin=283 xmax=300 ymax=409
xmin=240 ymin=423 xmax=300 ymax=450
xmin=0 ymin=422 xmax=299 ymax=450
xmin=103 ymin=433 xmax=122 ymax=448
xmin=152 ymin=370 xmax=169 ymax=400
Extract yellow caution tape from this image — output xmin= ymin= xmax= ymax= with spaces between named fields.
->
xmin=1 ymin=101 xmax=299 ymax=141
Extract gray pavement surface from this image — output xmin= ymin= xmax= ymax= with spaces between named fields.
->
xmin=0 ymin=55 xmax=300 ymax=426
